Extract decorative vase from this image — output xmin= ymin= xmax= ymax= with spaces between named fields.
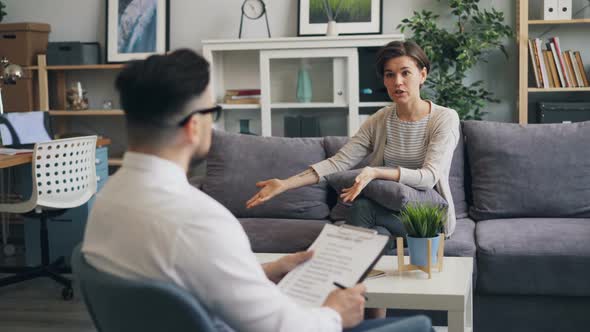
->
xmin=326 ymin=20 xmax=338 ymax=36
xmin=296 ymin=59 xmax=312 ymax=103
xmin=407 ymin=235 xmax=440 ymax=267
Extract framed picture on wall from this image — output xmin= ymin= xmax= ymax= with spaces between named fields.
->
xmin=298 ymin=0 xmax=382 ymax=36
xmin=106 ymin=0 xmax=170 ymax=63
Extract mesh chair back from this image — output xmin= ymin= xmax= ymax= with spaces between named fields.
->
xmin=71 ymin=245 xmax=217 ymax=332
xmin=32 ymin=136 xmax=97 ymax=209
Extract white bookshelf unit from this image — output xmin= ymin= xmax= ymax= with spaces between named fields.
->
xmin=202 ymin=35 xmax=402 ymax=137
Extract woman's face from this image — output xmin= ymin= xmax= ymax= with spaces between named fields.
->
xmin=383 ymin=56 xmax=427 ymax=105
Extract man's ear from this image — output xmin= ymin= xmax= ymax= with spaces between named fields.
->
xmin=182 ymin=115 xmax=200 ymax=144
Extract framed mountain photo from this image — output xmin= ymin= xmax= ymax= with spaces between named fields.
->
xmin=298 ymin=0 xmax=382 ymax=36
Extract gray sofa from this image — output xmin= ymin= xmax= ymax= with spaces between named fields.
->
xmin=197 ymin=120 xmax=590 ymax=332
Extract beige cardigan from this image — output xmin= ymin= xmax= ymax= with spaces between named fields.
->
xmin=311 ymin=102 xmax=460 ymax=237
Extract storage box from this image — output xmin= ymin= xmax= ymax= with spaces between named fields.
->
xmin=0 ymin=76 xmax=38 ymax=113
xmin=540 ymin=0 xmax=560 ymax=20
xmin=556 ymin=0 xmax=572 ymax=20
xmin=0 ymin=23 xmax=51 ymax=65
xmin=538 ymin=102 xmax=590 ymax=123
xmin=47 ymin=42 xmax=101 ymax=65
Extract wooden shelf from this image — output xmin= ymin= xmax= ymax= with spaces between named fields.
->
xmin=25 ymin=64 xmax=125 ymax=70
xmin=220 ymin=103 xmax=260 ymax=109
xmin=528 ymin=87 xmax=590 ymax=92
xmin=359 ymin=101 xmax=392 ymax=107
xmin=108 ymin=158 xmax=123 ymax=166
xmin=271 ymin=102 xmax=347 ymax=109
xmin=517 ymin=1 xmax=590 ymax=124
xmin=49 ymin=110 xmax=125 ymax=116
xmin=529 ymin=18 xmax=590 ymax=25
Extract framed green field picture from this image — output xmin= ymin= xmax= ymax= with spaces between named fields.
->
xmin=298 ymin=0 xmax=382 ymax=36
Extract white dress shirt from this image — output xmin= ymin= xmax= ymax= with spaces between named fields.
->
xmin=82 ymin=152 xmax=341 ymax=332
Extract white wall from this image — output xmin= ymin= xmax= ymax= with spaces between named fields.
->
xmin=3 ymin=0 xmax=590 ymax=122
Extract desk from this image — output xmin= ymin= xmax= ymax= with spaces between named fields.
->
xmin=0 ymin=137 xmax=112 ymax=169
xmin=0 ymin=138 xmax=111 ymax=262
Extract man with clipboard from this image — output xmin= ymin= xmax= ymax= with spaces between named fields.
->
xmin=82 ymin=49 xmax=432 ymax=332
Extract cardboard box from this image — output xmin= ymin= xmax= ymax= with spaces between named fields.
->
xmin=47 ymin=42 xmax=101 ymax=65
xmin=0 ymin=22 xmax=51 ymax=65
xmin=1 ymin=77 xmax=37 ymax=112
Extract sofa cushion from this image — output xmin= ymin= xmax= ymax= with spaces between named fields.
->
xmin=239 ymin=218 xmax=329 ymax=253
xmin=445 ymin=218 xmax=476 ymax=258
xmin=476 ymin=218 xmax=590 ymax=296
xmin=325 ymin=169 xmax=448 ymax=212
xmin=464 ymin=120 xmax=590 ymax=220
xmin=323 ymin=136 xmax=374 ymax=211
xmin=324 ymin=134 xmax=468 ymax=219
xmin=201 ymin=130 xmax=330 ymax=219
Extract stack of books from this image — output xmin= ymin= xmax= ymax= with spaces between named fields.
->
xmin=223 ymin=89 xmax=261 ymax=104
xmin=528 ymin=37 xmax=590 ymax=88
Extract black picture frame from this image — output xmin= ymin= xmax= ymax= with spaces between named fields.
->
xmin=106 ymin=0 xmax=170 ymax=63
xmin=297 ymin=0 xmax=383 ymax=37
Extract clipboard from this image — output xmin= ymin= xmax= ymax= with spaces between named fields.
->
xmin=337 ymin=224 xmax=389 ymax=284
xmin=277 ymin=223 xmax=390 ymax=307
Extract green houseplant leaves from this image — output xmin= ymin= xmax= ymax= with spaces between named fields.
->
xmin=400 ymin=203 xmax=447 ymax=238
xmin=0 ymin=1 xmax=6 ymax=22
xmin=398 ymin=0 xmax=513 ymax=120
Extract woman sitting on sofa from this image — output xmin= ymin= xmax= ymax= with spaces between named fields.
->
xmin=247 ymin=40 xmax=460 ymax=254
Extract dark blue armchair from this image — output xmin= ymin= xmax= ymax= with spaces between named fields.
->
xmin=71 ymin=244 xmax=216 ymax=332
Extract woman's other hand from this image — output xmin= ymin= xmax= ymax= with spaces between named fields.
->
xmin=246 ymin=179 xmax=287 ymax=209
xmin=340 ymin=167 xmax=376 ymax=203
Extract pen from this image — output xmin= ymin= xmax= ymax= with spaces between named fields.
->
xmin=333 ymin=281 xmax=368 ymax=301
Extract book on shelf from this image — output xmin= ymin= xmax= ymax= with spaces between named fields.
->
xmin=223 ymin=96 xmax=260 ymax=104
xmin=528 ymin=37 xmax=590 ymax=89
xmin=550 ymin=37 xmax=572 ymax=88
xmin=542 ymin=50 xmax=555 ymax=88
xmin=574 ymin=51 xmax=589 ymax=87
xmin=223 ymin=88 xmax=261 ymax=104
xmin=564 ymin=51 xmax=578 ymax=87
xmin=566 ymin=51 xmax=578 ymax=87
xmin=225 ymin=89 xmax=261 ymax=96
xmin=548 ymin=41 xmax=566 ymax=88
xmin=227 ymin=94 xmax=261 ymax=100
xmin=534 ymin=39 xmax=550 ymax=88
xmin=528 ymin=40 xmax=541 ymax=88
xmin=567 ymin=51 xmax=584 ymax=87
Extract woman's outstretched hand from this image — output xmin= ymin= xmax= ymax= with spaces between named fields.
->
xmin=246 ymin=179 xmax=287 ymax=209
xmin=340 ymin=167 xmax=376 ymax=203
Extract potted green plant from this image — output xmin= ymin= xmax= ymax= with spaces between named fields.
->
xmin=398 ymin=0 xmax=513 ymax=120
xmin=400 ymin=203 xmax=447 ymax=267
xmin=0 ymin=1 xmax=6 ymax=22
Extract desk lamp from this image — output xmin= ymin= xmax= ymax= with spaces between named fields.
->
xmin=0 ymin=57 xmax=24 ymax=115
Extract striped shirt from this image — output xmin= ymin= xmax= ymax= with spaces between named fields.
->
xmin=384 ymin=110 xmax=430 ymax=169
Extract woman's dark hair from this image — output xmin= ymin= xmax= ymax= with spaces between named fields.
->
xmin=375 ymin=40 xmax=430 ymax=78
xmin=115 ymin=48 xmax=210 ymax=127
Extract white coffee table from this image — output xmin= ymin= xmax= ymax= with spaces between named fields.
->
xmin=256 ymin=253 xmax=473 ymax=332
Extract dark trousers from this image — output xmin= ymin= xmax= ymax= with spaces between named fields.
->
xmin=344 ymin=197 xmax=407 ymax=253
xmin=344 ymin=316 xmax=433 ymax=332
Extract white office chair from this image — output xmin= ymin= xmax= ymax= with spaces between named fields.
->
xmin=0 ymin=135 xmax=97 ymax=300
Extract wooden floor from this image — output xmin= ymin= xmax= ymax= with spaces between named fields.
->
xmin=0 ymin=252 xmax=95 ymax=332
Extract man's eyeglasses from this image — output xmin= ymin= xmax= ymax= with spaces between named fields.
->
xmin=178 ymin=105 xmax=222 ymax=126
